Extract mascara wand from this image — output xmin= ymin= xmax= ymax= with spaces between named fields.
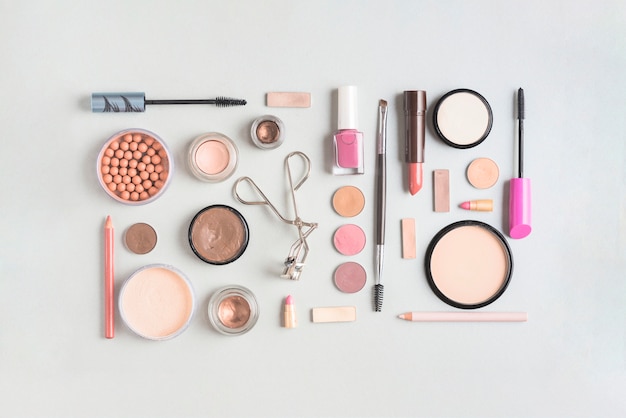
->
xmin=91 ymin=92 xmax=247 ymax=113
xmin=508 ymin=88 xmax=532 ymax=239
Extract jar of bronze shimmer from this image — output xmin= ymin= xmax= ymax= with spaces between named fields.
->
xmin=188 ymin=205 xmax=249 ymax=265
xmin=207 ymin=285 xmax=259 ymax=336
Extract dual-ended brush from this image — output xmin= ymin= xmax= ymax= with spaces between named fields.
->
xmin=91 ymin=92 xmax=246 ymax=112
xmin=373 ymin=99 xmax=388 ymax=312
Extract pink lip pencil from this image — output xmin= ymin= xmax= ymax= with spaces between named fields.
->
xmin=104 ymin=216 xmax=114 ymax=339
xmin=509 ymin=88 xmax=532 ymax=238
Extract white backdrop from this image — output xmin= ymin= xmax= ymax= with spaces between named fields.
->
xmin=1 ymin=1 xmax=625 ymax=417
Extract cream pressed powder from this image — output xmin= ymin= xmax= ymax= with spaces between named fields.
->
xmin=425 ymin=221 xmax=512 ymax=309
xmin=188 ymin=132 xmax=238 ymax=182
xmin=119 ymin=264 xmax=195 ymax=340
xmin=433 ymin=89 xmax=493 ymax=149
xmin=196 ymin=140 xmax=229 ymax=175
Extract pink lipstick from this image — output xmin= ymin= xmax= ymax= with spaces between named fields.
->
xmin=283 ymin=295 xmax=297 ymax=328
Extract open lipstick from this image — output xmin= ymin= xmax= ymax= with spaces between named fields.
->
xmin=404 ymin=91 xmax=427 ymax=195
xmin=283 ymin=295 xmax=297 ymax=328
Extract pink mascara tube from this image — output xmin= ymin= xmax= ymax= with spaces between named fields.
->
xmin=509 ymin=88 xmax=531 ymax=239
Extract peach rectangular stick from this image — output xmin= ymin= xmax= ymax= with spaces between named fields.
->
xmin=401 ymin=218 xmax=416 ymax=259
xmin=266 ymin=92 xmax=311 ymax=108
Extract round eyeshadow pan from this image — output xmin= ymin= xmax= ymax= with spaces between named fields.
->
xmin=467 ymin=157 xmax=499 ymax=189
xmin=333 ymin=262 xmax=367 ymax=293
xmin=425 ymin=220 xmax=513 ymax=309
xmin=333 ymin=224 xmax=366 ymax=256
xmin=332 ymin=185 xmax=365 ymax=217
xmin=124 ymin=222 xmax=157 ymax=254
xmin=433 ymin=89 xmax=493 ymax=149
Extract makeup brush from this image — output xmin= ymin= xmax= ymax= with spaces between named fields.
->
xmin=91 ymin=92 xmax=247 ymax=112
xmin=509 ymin=88 xmax=532 ymax=238
xmin=373 ymin=99 xmax=387 ymax=312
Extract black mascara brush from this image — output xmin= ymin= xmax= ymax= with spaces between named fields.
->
xmin=91 ymin=92 xmax=247 ymax=112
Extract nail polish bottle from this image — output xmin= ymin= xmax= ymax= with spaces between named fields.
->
xmin=333 ymin=86 xmax=364 ymax=175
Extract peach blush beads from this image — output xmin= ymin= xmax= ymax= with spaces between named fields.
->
xmin=100 ymin=132 xmax=169 ymax=202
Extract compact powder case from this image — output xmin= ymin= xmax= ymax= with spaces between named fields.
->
xmin=119 ymin=264 xmax=195 ymax=340
xmin=433 ymin=89 xmax=493 ymax=149
xmin=188 ymin=204 xmax=249 ymax=265
xmin=207 ymin=285 xmax=259 ymax=336
xmin=425 ymin=220 xmax=513 ymax=309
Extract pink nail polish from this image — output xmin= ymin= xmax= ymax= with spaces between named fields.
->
xmin=333 ymin=86 xmax=364 ymax=175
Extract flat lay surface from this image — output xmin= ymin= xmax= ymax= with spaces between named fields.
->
xmin=1 ymin=1 xmax=625 ymax=417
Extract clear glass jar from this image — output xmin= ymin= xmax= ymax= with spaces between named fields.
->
xmin=207 ymin=285 xmax=259 ymax=336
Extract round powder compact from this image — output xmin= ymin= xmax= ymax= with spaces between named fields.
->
xmin=119 ymin=264 xmax=195 ymax=340
xmin=425 ymin=220 xmax=513 ymax=309
xmin=332 ymin=185 xmax=365 ymax=217
xmin=188 ymin=205 xmax=249 ymax=265
xmin=124 ymin=222 xmax=157 ymax=254
xmin=433 ymin=89 xmax=493 ymax=149
xmin=208 ymin=285 xmax=259 ymax=336
xmin=97 ymin=129 xmax=173 ymax=205
xmin=250 ymin=115 xmax=285 ymax=149
xmin=188 ymin=132 xmax=238 ymax=182
xmin=333 ymin=262 xmax=367 ymax=293
xmin=333 ymin=224 xmax=366 ymax=256
xmin=467 ymin=157 xmax=500 ymax=189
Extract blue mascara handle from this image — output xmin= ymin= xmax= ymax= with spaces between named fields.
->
xmin=91 ymin=92 xmax=145 ymax=112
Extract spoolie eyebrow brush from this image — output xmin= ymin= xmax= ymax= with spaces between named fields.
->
xmin=91 ymin=92 xmax=247 ymax=113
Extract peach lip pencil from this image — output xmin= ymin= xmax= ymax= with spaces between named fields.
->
xmin=104 ymin=216 xmax=114 ymax=339
xmin=403 ymin=90 xmax=427 ymax=195
xmin=398 ymin=312 xmax=528 ymax=322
